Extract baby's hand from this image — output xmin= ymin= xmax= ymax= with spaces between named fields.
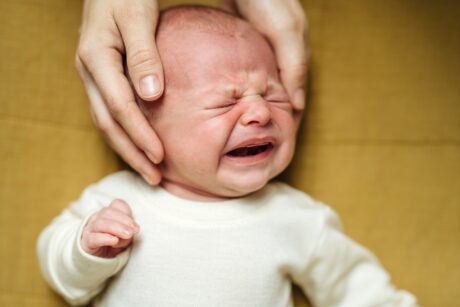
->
xmin=81 ymin=199 xmax=140 ymax=258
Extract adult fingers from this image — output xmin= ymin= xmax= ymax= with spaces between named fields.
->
xmin=76 ymin=47 xmax=164 ymax=162
xmin=114 ymin=1 xmax=164 ymax=101
xmin=234 ymin=0 xmax=310 ymax=110
xmin=271 ymin=28 xmax=310 ymax=111
xmin=76 ymin=57 xmax=162 ymax=185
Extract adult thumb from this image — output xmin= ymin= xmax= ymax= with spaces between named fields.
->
xmin=116 ymin=3 xmax=164 ymax=101
xmin=273 ymin=29 xmax=310 ymax=111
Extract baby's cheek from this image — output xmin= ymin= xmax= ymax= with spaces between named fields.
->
xmin=271 ymin=107 xmax=297 ymax=134
xmin=206 ymin=112 xmax=240 ymax=140
xmin=191 ymin=118 xmax=231 ymax=155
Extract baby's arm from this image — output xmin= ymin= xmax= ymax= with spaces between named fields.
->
xmin=37 ymin=180 xmax=138 ymax=306
xmin=292 ymin=207 xmax=418 ymax=307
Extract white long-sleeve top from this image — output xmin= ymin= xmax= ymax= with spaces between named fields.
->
xmin=37 ymin=171 xmax=417 ymax=307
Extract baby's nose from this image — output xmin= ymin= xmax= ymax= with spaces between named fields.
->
xmin=239 ymin=95 xmax=271 ymax=127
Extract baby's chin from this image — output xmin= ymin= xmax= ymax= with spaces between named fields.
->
xmin=158 ymin=152 xmax=292 ymax=201
xmin=159 ymin=171 xmax=275 ymax=201
xmin=215 ymin=179 xmax=270 ymax=199
xmin=213 ymin=168 xmax=282 ymax=198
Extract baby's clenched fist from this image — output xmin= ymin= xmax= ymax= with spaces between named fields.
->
xmin=81 ymin=199 xmax=140 ymax=258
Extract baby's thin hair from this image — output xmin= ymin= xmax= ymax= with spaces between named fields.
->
xmin=137 ymin=5 xmax=252 ymax=120
xmin=158 ymin=5 xmax=244 ymax=37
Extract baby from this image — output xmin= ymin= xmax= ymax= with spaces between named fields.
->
xmin=38 ymin=6 xmax=418 ymax=307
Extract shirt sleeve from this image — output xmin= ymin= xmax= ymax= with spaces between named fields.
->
xmin=292 ymin=206 xmax=418 ymax=307
xmin=37 ymin=177 xmax=131 ymax=306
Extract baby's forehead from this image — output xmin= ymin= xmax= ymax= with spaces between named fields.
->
xmin=147 ymin=6 xmax=282 ymax=103
xmin=159 ymin=29 xmax=279 ymax=92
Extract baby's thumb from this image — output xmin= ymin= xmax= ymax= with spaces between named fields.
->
xmin=117 ymin=5 xmax=164 ymax=101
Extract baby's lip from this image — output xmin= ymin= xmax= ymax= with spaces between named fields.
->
xmin=224 ymin=136 xmax=277 ymax=155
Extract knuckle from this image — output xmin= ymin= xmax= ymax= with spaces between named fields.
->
xmin=111 ymin=198 xmax=127 ymax=208
xmin=74 ymin=54 xmax=84 ymax=73
xmin=85 ymin=235 xmax=96 ymax=248
xmin=112 ymin=198 xmax=126 ymax=205
xmin=294 ymin=60 xmax=308 ymax=76
xmin=92 ymin=115 xmax=114 ymax=136
xmin=105 ymin=94 xmax=131 ymax=119
xmin=81 ymin=231 xmax=90 ymax=244
xmin=128 ymin=49 xmax=159 ymax=72
xmin=92 ymin=217 xmax=108 ymax=230
xmin=87 ymin=212 xmax=99 ymax=225
xmin=275 ymin=13 xmax=307 ymax=33
xmin=99 ymin=207 xmax=112 ymax=217
xmin=89 ymin=111 xmax=103 ymax=129
xmin=281 ymin=58 xmax=309 ymax=80
xmin=112 ymin=199 xmax=132 ymax=213
xmin=76 ymin=40 xmax=94 ymax=63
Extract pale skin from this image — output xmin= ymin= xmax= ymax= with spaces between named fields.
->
xmin=81 ymin=9 xmax=301 ymax=257
xmin=149 ymin=22 xmax=300 ymax=200
xmin=81 ymin=199 xmax=139 ymax=257
xmin=75 ymin=0 xmax=310 ymax=186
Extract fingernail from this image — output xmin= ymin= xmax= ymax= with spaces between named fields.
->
xmin=294 ymin=89 xmax=305 ymax=110
xmin=142 ymin=173 xmax=154 ymax=186
xmin=139 ymin=75 xmax=160 ymax=98
xmin=146 ymin=151 xmax=160 ymax=164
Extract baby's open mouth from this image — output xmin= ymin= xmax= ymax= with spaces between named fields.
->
xmin=226 ymin=143 xmax=274 ymax=157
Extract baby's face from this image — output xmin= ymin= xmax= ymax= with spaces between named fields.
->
xmin=145 ymin=27 xmax=300 ymax=199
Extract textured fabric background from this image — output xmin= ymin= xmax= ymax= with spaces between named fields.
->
xmin=0 ymin=0 xmax=459 ymax=306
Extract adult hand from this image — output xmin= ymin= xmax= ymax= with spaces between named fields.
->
xmin=75 ymin=0 xmax=164 ymax=185
xmin=222 ymin=0 xmax=311 ymax=110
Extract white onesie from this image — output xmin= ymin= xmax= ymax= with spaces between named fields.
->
xmin=37 ymin=171 xmax=417 ymax=306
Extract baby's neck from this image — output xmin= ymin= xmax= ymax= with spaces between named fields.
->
xmin=160 ymin=179 xmax=231 ymax=202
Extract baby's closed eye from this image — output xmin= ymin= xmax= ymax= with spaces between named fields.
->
xmin=203 ymin=99 xmax=238 ymax=116
xmin=264 ymin=92 xmax=292 ymax=111
xmin=205 ymin=99 xmax=237 ymax=110
xmin=266 ymin=95 xmax=289 ymax=103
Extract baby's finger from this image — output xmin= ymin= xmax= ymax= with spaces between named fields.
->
xmin=99 ymin=206 xmax=140 ymax=231
xmin=108 ymin=199 xmax=132 ymax=214
xmin=90 ymin=218 xmax=137 ymax=240
xmin=112 ymin=237 xmax=134 ymax=249
xmin=83 ymin=232 xmax=119 ymax=252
